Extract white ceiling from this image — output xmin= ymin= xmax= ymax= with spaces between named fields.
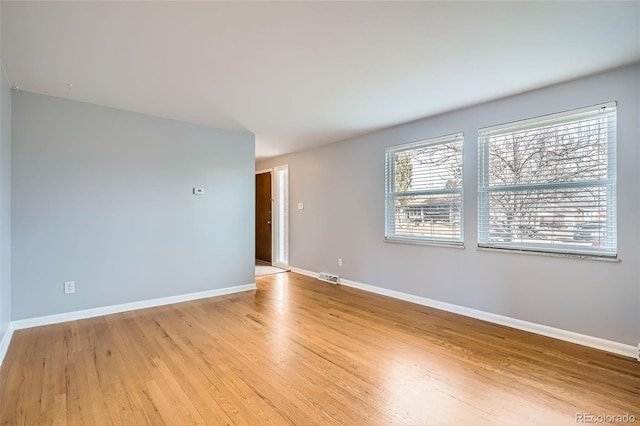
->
xmin=2 ymin=1 xmax=639 ymax=159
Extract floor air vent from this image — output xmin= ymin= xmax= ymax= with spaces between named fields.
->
xmin=318 ymin=272 xmax=339 ymax=284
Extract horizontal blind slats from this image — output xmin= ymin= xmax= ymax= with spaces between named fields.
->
xmin=386 ymin=133 xmax=464 ymax=243
xmin=478 ymin=104 xmax=617 ymax=257
xmin=479 ymin=102 xmax=616 ymax=135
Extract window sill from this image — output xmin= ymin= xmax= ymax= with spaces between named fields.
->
xmin=384 ymin=237 xmax=465 ymax=249
xmin=476 ymin=245 xmax=620 ymax=262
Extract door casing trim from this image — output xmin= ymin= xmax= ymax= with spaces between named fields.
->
xmin=255 ymin=167 xmax=289 ymax=269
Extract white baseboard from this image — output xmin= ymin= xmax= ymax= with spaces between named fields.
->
xmin=0 ymin=322 xmax=15 ymax=368
xmin=11 ymin=283 xmax=257 ymax=331
xmin=290 ymin=266 xmax=637 ymax=359
xmin=290 ymin=267 xmax=316 ymax=278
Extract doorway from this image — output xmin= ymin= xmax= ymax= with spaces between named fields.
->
xmin=255 ymin=171 xmax=272 ymax=263
xmin=255 ymin=165 xmax=289 ymax=270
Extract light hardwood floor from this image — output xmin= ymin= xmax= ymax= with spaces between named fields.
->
xmin=1 ymin=272 xmax=639 ymax=425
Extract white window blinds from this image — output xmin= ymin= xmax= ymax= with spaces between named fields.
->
xmin=385 ymin=133 xmax=464 ymax=244
xmin=478 ymin=103 xmax=617 ymax=257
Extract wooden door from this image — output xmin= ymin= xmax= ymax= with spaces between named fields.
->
xmin=255 ymin=172 xmax=272 ymax=262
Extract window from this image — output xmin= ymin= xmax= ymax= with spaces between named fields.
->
xmin=478 ymin=103 xmax=617 ymax=257
xmin=385 ymin=133 xmax=464 ymax=245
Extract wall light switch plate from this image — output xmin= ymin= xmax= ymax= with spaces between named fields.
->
xmin=298 ymin=202 xmax=304 ymax=210
xmin=193 ymin=188 xmax=204 ymax=195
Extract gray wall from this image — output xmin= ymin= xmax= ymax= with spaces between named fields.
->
xmin=12 ymin=92 xmax=255 ymax=320
xmin=258 ymin=63 xmax=640 ymax=346
xmin=0 ymin=64 xmax=11 ymax=339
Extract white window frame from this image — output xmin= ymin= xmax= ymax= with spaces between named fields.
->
xmin=385 ymin=133 xmax=464 ymax=246
xmin=477 ymin=102 xmax=617 ymax=258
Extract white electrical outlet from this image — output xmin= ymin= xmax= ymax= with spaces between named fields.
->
xmin=64 ymin=281 xmax=75 ymax=294
xmin=338 ymin=258 xmax=343 ymax=266
xmin=193 ymin=188 xmax=204 ymax=195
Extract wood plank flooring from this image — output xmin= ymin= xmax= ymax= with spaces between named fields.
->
xmin=1 ymin=272 xmax=639 ymax=425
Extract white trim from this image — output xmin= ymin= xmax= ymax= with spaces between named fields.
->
xmin=0 ymin=322 xmax=15 ymax=368
xmin=12 ymin=283 xmax=256 ymax=330
xmin=289 ymin=267 xmax=317 ymax=279
xmin=272 ymin=164 xmax=290 ymax=269
xmin=479 ymin=101 xmax=617 ymax=135
xmin=256 ymin=166 xmax=290 ymax=270
xmin=387 ymin=132 xmax=464 ymax=152
xmin=476 ymin=246 xmax=620 ymax=262
xmin=290 ymin=267 xmax=637 ymax=359
xmin=385 ymin=238 xmax=465 ymax=249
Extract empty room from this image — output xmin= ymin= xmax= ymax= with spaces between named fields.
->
xmin=1 ymin=1 xmax=639 ymax=425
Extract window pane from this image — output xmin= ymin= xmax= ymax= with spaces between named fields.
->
xmin=488 ymin=118 xmax=609 ymax=187
xmin=395 ymin=142 xmax=463 ymax=192
xmin=480 ymin=186 xmax=614 ymax=255
xmin=386 ymin=133 xmax=464 ymax=245
xmin=478 ymin=103 xmax=616 ymax=257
